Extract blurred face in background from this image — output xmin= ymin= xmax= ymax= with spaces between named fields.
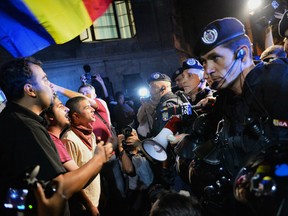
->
xmin=78 ymin=86 xmax=97 ymax=99
xmin=284 ymin=38 xmax=288 ymax=54
xmin=117 ymin=94 xmax=125 ymax=104
xmin=149 ymin=81 xmax=165 ymax=104
xmin=174 ymin=74 xmax=184 ymax=89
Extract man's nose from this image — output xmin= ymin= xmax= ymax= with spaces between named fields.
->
xmin=204 ymin=63 xmax=215 ymax=76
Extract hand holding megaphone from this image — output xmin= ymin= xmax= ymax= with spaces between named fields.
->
xmin=142 ymin=116 xmax=182 ymax=161
xmin=168 ymin=133 xmax=189 ymax=145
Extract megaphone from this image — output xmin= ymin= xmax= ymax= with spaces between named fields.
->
xmin=142 ymin=116 xmax=181 ymax=161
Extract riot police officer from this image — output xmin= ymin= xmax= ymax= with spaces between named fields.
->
xmin=192 ymin=17 xmax=288 ymax=215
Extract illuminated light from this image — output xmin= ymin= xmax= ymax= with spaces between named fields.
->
xmin=17 ymin=205 xmax=25 ymax=210
xmin=247 ymin=0 xmax=262 ymax=13
xmin=4 ymin=203 xmax=13 ymax=209
xmin=28 ymin=204 xmax=33 ymax=209
xmin=275 ymin=163 xmax=288 ymax=176
xmin=138 ymin=87 xmax=149 ymax=98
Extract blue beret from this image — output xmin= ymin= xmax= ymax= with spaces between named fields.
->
xmin=182 ymin=58 xmax=203 ymax=71
xmin=279 ymin=10 xmax=288 ymax=38
xmin=195 ymin=17 xmax=246 ymax=57
xmin=148 ymin=72 xmax=171 ymax=83
xmin=171 ymin=67 xmax=183 ymax=82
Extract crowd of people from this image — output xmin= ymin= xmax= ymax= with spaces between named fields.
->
xmin=1 ymin=10 xmax=288 ymax=216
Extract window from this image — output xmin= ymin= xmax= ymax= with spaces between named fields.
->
xmin=80 ymin=0 xmax=136 ymax=42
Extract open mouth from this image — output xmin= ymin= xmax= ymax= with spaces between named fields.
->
xmin=65 ymin=114 xmax=70 ymax=121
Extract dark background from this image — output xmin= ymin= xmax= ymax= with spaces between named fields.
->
xmin=0 ymin=0 xmax=287 ymax=103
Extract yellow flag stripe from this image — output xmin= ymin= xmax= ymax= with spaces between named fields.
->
xmin=23 ymin=0 xmax=93 ymax=43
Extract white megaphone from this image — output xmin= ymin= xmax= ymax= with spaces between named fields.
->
xmin=142 ymin=116 xmax=181 ymax=161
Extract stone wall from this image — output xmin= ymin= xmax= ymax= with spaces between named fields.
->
xmin=43 ymin=46 xmax=178 ymax=104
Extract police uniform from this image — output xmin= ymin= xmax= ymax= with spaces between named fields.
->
xmin=192 ymin=17 xmax=288 ymax=215
xmin=148 ymin=72 xmax=184 ymax=137
xmin=146 ymin=72 xmax=184 ymax=189
xmin=171 ymin=68 xmax=184 ymax=93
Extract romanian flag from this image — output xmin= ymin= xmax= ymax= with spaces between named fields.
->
xmin=0 ymin=0 xmax=112 ymax=58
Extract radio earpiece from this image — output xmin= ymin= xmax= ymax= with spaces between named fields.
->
xmin=211 ymin=48 xmax=245 ymax=89
xmin=236 ymin=48 xmax=245 ymax=60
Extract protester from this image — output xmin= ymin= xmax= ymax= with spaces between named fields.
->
xmin=0 ymin=57 xmax=113 ymax=216
xmin=61 ymin=96 xmax=101 ymax=215
xmin=41 ymin=96 xmax=100 ymax=215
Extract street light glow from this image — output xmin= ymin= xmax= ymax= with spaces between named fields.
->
xmin=138 ymin=87 xmax=149 ymax=98
xmin=247 ymin=0 xmax=262 ymax=14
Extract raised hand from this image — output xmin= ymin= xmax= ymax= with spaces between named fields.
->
xmin=94 ymin=74 xmax=104 ymax=85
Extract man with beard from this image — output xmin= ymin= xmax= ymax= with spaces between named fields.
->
xmin=0 ymin=57 xmax=113 ymax=216
xmin=41 ymin=96 xmax=100 ymax=215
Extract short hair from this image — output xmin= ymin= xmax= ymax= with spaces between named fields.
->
xmin=260 ymin=45 xmax=287 ymax=61
xmin=65 ymin=96 xmax=86 ymax=118
xmin=115 ymin=91 xmax=124 ymax=101
xmin=222 ymin=35 xmax=252 ymax=58
xmin=77 ymin=83 xmax=95 ymax=93
xmin=150 ymin=191 xmax=202 ymax=216
xmin=0 ymin=57 xmax=42 ymax=101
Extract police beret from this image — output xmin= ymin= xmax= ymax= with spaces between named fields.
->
xmin=182 ymin=58 xmax=203 ymax=71
xmin=171 ymin=68 xmax=183 ymax=82
xmin=194 ymin=17 xmax=246 ymax=57
xmin=278 ymin=10 xmax=288 ymax=38
xmin=148 ymin=72 xmax=171 ymax=83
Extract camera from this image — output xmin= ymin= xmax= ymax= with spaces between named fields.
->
xmin=121 ymin=126 xmax=133 ymax=149
xmin=250 ymin=0 xmax=281 ymax=27
xmin=161 ymin=103 xmax=193 ymax=121
xmin=3 ymin=165 xmax=56 ymax=212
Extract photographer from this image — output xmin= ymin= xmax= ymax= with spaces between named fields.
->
xmin=32 ymin=176 xmax=66 ymax=216
xmin=117 ymin=128 xmax=154 ymax=216
xmin=137 ymin=96 xmax=158 ymax=139
xmin=113 ymin=91 xmax=136 ymax=133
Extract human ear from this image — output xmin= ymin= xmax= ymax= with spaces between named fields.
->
xmin=24 ymin=84 xmax=36 ymax=97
